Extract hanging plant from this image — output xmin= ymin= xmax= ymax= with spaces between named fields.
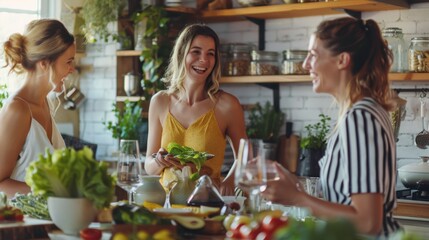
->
xmin=133 ymin=4 xmax=171 ymax=100
xmin=80 ymin=0 xmax=122 ymax=43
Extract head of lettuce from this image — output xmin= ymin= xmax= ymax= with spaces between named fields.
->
xmin=25 ymin=147 xmax=116 ymax=209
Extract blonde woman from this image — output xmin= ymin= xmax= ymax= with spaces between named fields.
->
xmin=0 ymin=19 xmax=75 ymax=198
xmin=145 ymin=24 xmax=247 ymax=194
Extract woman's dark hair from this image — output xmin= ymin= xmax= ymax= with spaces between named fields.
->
xmin=315 ymin=17 xmax=393 ymax=111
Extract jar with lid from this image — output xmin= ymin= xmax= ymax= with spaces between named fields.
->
xmin=250 ymin=50 xmax=279 ymax=75
xmin=229 ymin=44 xmax=251 ymax=76
xmin=382 ymin=27 xmax=407 ymax=72
xmin=408 ymin=37 xmax=429 ymax=73
xmin=219 ymin=44 xmax=231 ymax=76
xmin=281 ymin=50 xmax=309 ymax=75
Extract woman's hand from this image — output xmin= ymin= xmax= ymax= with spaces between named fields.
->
xmin=261 ymin=163 xmax=305 ymax=206
xmin=153 ymin=148 xmax=182 ymax=169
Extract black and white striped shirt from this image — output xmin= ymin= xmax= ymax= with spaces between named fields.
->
xmin=319 ymin=98 xmax=400 ymax=237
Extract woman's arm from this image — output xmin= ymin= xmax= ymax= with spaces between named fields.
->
xmin=144 ymin=92 xmax=169 ymax=175
xmin=262 ymin=163 xmax=383 ymax=235
xmin=0 ymin=100 xmax=32 ymax=198
xmin=217 ymin=93 xmax=247 ymax=195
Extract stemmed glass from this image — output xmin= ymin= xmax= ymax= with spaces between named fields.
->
xmin=263 ymin=160 xmax=280 ymax=209
xmin=116 ymin=139 xmax=142 ymax=204
xmin=235 ymin=138 xmax=267 ymax=213
xmin=161 ymin=168 xmax=178 ymax=208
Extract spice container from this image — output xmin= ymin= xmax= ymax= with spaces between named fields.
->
xmin=408 ymin=37 xmax=429 ymax=72
xmin=250 ymin=50 xmax=279 ymax=75
xmin=281 ymin=50 xmax=309 ymax=75
xmin=229 ymin=44 xmax=252 ymax=76
xmin=382 ymin=27 xmax=407 ymax=72
xmin=220 ymin=44 xmax=231 ymax=76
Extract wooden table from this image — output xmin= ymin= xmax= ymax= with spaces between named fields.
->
xmin=0 ymin=217 xmax=55 ymax=240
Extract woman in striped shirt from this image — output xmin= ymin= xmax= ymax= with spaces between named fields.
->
xmin=262 ymin=17 xmax=400 ymax=237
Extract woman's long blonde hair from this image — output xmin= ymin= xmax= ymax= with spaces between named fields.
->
xmin=163 ymin=24 xmax=221 ymax=102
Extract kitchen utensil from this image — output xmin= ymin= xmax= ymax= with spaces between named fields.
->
xmin=390 ymin=91 xmax=407 ymax=142
xmin=415 ymin=96 xmax=429 ymax=148
xmin=124 ymin=72 xmax=139 ymax=96
xmin=398 ymin=156 xmax=429 ymax=194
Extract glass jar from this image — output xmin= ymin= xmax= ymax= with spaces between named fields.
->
xmin=408 ymin=37 xmax=429 ymax=72
xmin=220 ymin=44 xmax=231 ymax=76
xmin=382 ymin=27 xmax=407 ymax=72
xmin=229 ymin=44 xmax=251 ymax=76
xmin=250 ymin=50 xmax=279 ymax=75
xmin=281 ymin=50 xmax=309 ymax=75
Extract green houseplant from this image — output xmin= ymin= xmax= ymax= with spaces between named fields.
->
xmin=80 ymin=0 xmax=122 ymax=43
xmin=0 ymin=84 xmax=9 ymax=108
xmin=133 ymin=4 xmax=171 ymax=100
xmin=298 ymin=113 xmax=331 ymax=177
xmin=247 ymin=101 xmax=285 ymax=143
xmin=104 ymin=100 xmax=143 ymax=140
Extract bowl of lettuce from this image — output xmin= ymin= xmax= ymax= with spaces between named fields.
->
xmin=25 ymin=147 xmax=116 ymax=235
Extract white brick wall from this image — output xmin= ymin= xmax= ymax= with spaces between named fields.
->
xmin=79 ymin=3 xmax=429 ymax=177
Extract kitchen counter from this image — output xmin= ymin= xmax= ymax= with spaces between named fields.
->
xmin=394 ymin=199 xmax=429 ymax=219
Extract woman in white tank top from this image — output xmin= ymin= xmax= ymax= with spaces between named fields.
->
xmin=0 ymin=19 xmax=75 ymax=199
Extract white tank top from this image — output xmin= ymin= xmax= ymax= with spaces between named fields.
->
xmin=10 ymin=98 xmax=65 ymax=182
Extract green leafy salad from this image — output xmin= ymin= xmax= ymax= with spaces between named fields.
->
xmin=167 ymin=142 xmax=212 ymax=180
xmin=25 ymin=147 xmax=116 ymax=209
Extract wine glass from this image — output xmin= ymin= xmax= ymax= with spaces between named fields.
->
xmin=117 ymin=139 xmax=142 ymax=204
xmin=161 ymin=168 xmax=179 ymax=208
xmin=235 ymin=138 xmax=267 ymax=213
xmin=263 ymin=160 xmax=280 ymax=210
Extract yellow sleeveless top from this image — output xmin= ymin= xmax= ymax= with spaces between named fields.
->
xmin=161 ymin=108 xmax=226 ymax=187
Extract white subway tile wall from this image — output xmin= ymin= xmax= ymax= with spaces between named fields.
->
xmin=78 ymin=4 xmax=429 ymax=181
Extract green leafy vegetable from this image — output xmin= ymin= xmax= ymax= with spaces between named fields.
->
xmin=166 ymin=142 xmax=211 ymax=180
xmin=25 ymin=147 xmax=116 ymax=209
xmin=10 ymin=193 xmax=50 ymax=220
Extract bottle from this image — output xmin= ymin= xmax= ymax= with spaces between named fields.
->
xmin=408 ymin=37 xmax=429 ymax=73
xmin=382 ymin=27 xmax=407 ymax=72
xmin=250 ymin=50 xmax=279 ymax=75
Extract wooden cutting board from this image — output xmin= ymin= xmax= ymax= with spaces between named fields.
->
xmin=277 ymin=134 xmax=300 ymax=173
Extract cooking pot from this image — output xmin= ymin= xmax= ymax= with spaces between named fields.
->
xmin=398 ymin=156 xmax=429 ymax=192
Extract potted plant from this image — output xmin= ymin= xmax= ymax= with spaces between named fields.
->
xmin=0 ymin=84 xmax=9 ymax=108
xmin=104 ymin=100 xmax=144 ymax=140
xmin=132 ymin=4 xmax=171 ymax=100
xmin=246 ymin=101 xmax=285 ymax=160
xmin=298 ymin=113 xmax=331 ymax=177
xmin=25 ymin=147 xmax=116 ymax=235
xmin=80 ymin=0 xmax=122 ymax=43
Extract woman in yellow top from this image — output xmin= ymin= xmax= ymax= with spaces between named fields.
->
xmin=144 ymin=24 xmax=247 ymax=195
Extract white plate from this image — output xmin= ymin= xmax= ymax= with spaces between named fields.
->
xmin=151 ymin=153 xmax=215 ymax=160
xmin=153 ymin=208 xmax=192 ymax=214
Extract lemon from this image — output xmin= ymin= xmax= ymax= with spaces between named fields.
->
xmin=153 ymin=229 xmax=172 ymax=240
xmin=112 ymin=233 xmax=128 ymax=240
xmin=142 ymin=201 xmax=162 ymax=211
xmin=136 ymin=230 xmax=149 ymax=240
xmin=200 ymin=205 xmax=220 ymax=215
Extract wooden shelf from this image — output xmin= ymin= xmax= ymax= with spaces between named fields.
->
xmin=201 ymin=0 xmax=409 ymax=21
xmin=116 ymin=96 xmax=146 ymax=102
xmin=219 ymin=73 xmax=429 ymax=84
xmin=116 ymin=50 xmax=141 ymax=57
xmin=395 ymin=200 xmax=429 ymax=219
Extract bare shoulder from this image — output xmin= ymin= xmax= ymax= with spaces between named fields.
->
xmin=0 ymin=99 xmax=31 ymax=132
xmin=149 ymin=91 xmax=170 ymax=107
xmin=216 ymin=90 xmax=242 ymax=112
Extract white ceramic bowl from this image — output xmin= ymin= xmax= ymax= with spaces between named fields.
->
xmin=48 ymin=197 xmax=97 ymax=235
xmin=222 ymin=196 xmax=246 ymax=209
xmin=398 ymin=157 xmax=429 ymax=190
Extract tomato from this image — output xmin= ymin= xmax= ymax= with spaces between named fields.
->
xmin=256 ymin=231 xmax=272 ymax=240
xmin=80 ymin=228 xmax=102 ymax=240
xmin=14 ymin=213 xmax=24 ymax=222
xmin=239 ymin=224 xmax=261 ymax=239
xmin=261 ymin=215 xmax=287 ymax=233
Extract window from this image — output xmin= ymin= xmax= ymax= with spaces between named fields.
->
xmin=0 ymin=0 xmax=58 ymax=87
